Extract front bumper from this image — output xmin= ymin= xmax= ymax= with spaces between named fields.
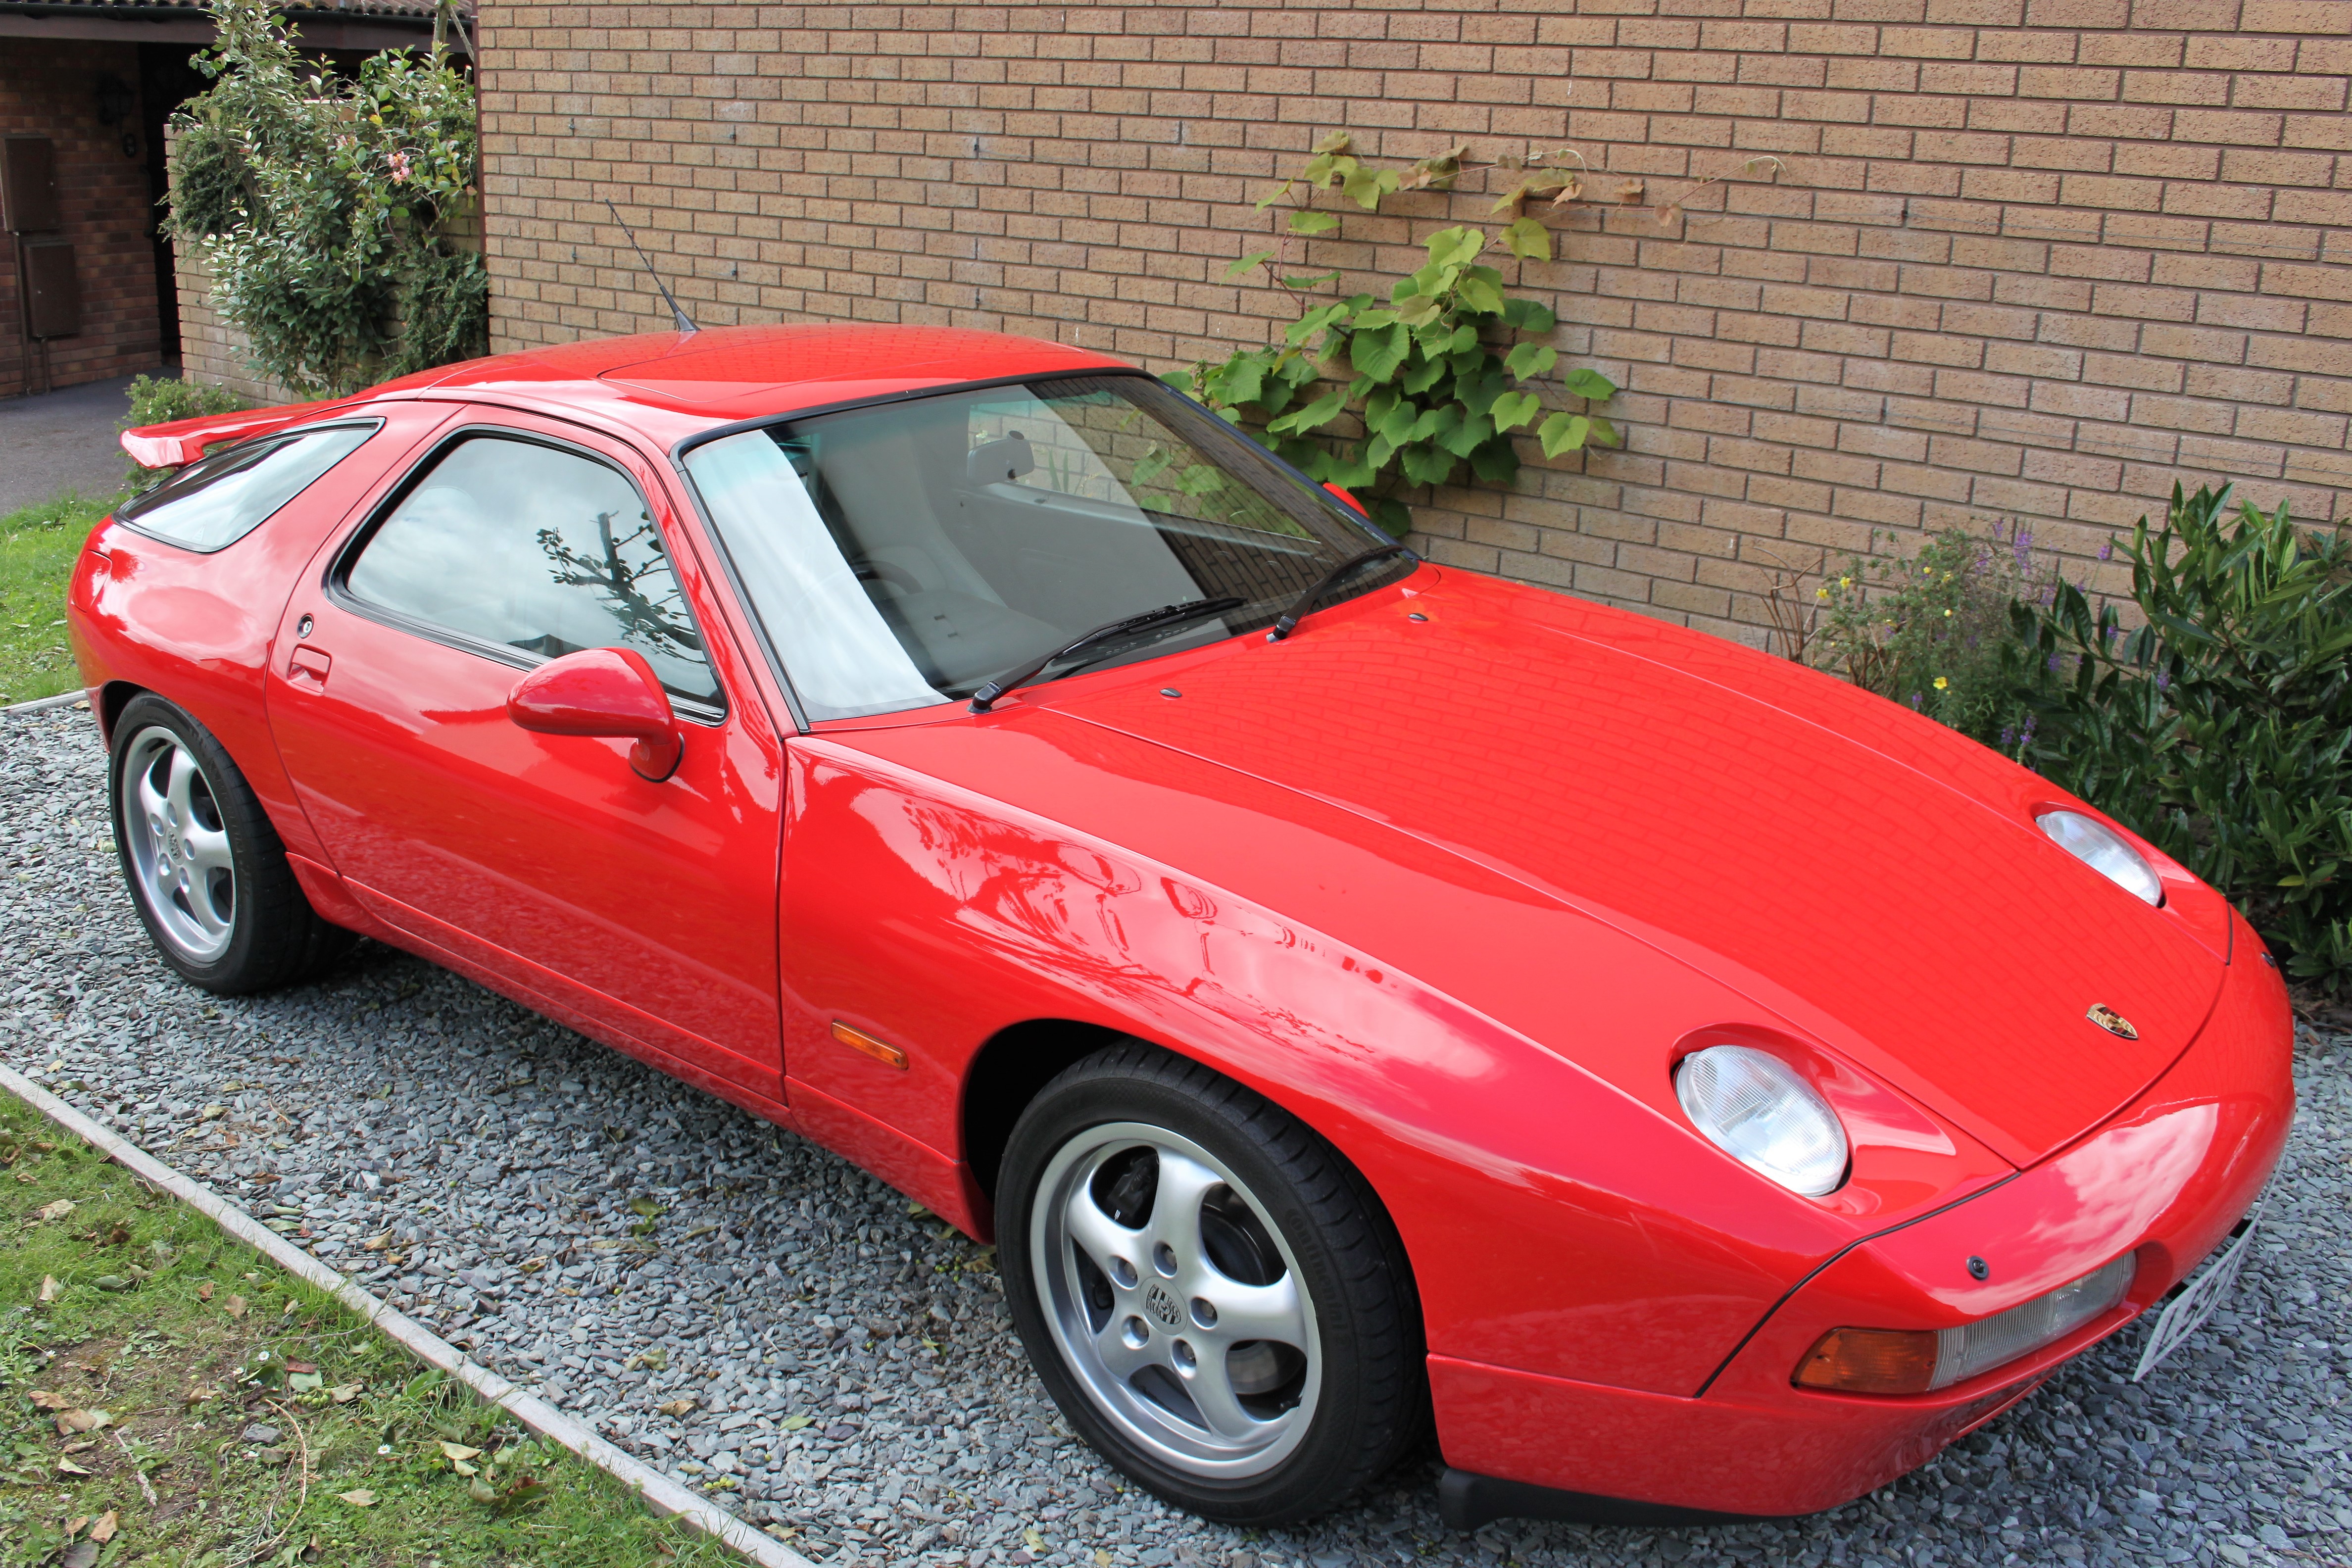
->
xmin=1429 ymin=918 xmax=2296 ymax=1519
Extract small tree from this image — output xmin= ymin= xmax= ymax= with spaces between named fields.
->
xmin=166 ymin=0 xmax=485 ymax=399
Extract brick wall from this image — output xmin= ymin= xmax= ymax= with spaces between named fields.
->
xmin=172 ymin=242 xmax=297 ymax=407
xmin=0 ymin=39 xmax=166 ymax=399
xmin=475 ymin=2 xmax=2352 ymax=640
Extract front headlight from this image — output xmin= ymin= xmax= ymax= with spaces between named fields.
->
xmin=1673 ymin=1045 xmax=1849 ymax=1196
xmin=2037 ymin=809 xmax=2163 ymax=906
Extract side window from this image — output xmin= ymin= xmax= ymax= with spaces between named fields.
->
xmin=117 ymin=422 xmax=376 ymax=553
xmin=342 ymin=435 xmax=724 ymax=713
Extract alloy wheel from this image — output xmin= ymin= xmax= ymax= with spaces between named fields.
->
xmin=120 ymin=724 xmax=237 ymax=965
xmin=1029 ymin=1121 xmax=1322 ymax=1482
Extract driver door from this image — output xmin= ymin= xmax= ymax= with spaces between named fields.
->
xmin=265 ymin=410 xmax=787 ymax=1100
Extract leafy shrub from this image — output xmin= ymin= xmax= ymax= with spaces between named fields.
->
xmin=118 ymin=373 xmax=247 ymax=490
xmin=1806 ymin=523 xmax=2055 ymax=746
xmin=166 ymin=0 xmax=484 ymax=398
xmin=2006 ymin=485 xmax=2352 ymax=991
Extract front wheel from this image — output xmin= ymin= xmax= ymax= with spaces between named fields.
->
xmin=998 ymin=1043 xmax=1426 ymax=1525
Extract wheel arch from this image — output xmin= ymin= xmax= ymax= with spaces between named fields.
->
xmin=96 ymin=679 xmax=145 ymax=746
xmin=959 ymin=1017 xmax=1128 ymax=1202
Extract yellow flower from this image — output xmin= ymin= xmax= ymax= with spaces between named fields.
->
xmin=1933 ymin=676 xmax=1949 ymax=690
xmin=1840 ymin=577 xmax=1852 ymax=588
xmin=1815 ymin=587 xmax=1829 ymax=599
xmin=1944 ymin=608 xmax=1953 ymax=617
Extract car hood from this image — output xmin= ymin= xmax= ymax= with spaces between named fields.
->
xmin=1017 ymin=568 xmax=2228 ymax=1169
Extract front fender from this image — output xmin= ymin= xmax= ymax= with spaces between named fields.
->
xmin=776 ymin=720 xmax=2005 ymax=1397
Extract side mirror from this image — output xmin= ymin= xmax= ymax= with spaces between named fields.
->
xmin=1322 ymin=482 xmax=1368 ymax=517
xmin=507 ymin=647 xmax=684 ymax=782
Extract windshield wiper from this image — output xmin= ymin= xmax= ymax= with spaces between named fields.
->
xmin=1266 ymin=542 xmax=1414 ymax=641
xmin=968 ymin=597 xmax=1246 ymax=713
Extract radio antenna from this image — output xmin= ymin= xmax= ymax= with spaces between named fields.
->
xmin=602 ymin=196 xmax=697 ymax=335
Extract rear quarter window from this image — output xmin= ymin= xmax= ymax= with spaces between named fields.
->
xmin=116 ymin=421 xmax=379 ymax=553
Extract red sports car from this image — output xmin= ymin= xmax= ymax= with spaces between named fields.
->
xmin=72 ymin=325 xmax=2291 ymax=1529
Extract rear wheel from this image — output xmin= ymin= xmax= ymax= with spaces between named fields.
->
xmin=999 ymin=1042 xmax=1425 ymax=1525
xmin=109 ymin=694 xmax=353 ymax=994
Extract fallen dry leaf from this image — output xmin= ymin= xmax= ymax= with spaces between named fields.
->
xmin=1615 ymin=178 xmax=1646 ymax=203
xmin=439 ymin=1440 xmax=483 ymax=1463
xmin=282 ymin=1298 xmax=298 ymax=1318
xmin=54 ymin=1409 xmax=111 ymax=1435
xmin=223 ymin=1294 xmax=247 ymax=1319
xmin=185 ymin=1385 xmax=220 ymax=1405
xmin=37 ymin=1275 xmax=60 ymax=1303
xmin=657 ymin=1398 xmax=697 ymax=1418
xmin=337 ymin=1488 xmax=377 ymax=1507
xmin=361 ymin=1232 xmax=391 ymax=1252
xmin=33 ymin=1199 xmax=74 ymax=1223
xmin=29 ymin=1390 xmax=70 ymax=1411
xmin=56 ymin=1456 xmax=92 ymax=1475
xmin=330 ymin=1383 xmax=362 ymax=1404
xmin=88 ymin=1513 xmax=117 ymax=1544
xmin=197 ymin=1281 xmax=214 ymax=1301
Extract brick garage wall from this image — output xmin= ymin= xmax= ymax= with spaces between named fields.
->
xmin=476 ymin=2 xmax=2352 ymax=641
xmin=0 ymin=39 xmax=165 ymax=399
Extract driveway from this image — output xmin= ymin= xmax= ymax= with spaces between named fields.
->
xmin=0 ymin=375 xmax=142 ymax=514
xmin=3 ymin=705 xmax=2346 ymax=1568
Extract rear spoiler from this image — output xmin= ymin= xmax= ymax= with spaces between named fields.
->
xmin=119 ymin=397 xmax=347 ymax=470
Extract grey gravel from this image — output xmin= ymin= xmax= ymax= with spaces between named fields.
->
xmin=4 ymin=705 xmax=2348 ymax=1568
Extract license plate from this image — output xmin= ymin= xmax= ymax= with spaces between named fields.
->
xmin=2134 ymin=1200 xmax=2263 ymax=1382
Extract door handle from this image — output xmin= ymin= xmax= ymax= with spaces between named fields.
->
xmin=287 ymin=645 xmax=332 ymax=687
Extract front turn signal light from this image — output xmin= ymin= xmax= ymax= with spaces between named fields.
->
xmin=1793 ymin=1327 xmax=1940 ymax=1394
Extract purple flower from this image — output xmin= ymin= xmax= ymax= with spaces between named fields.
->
xmin=2021 ymin=716 xmax=2037 ymax=745
xmin=2155 ymin=670 xmax=2170 ymax=691
xmin=2000 ymin=726 xmax=2015 ymax=747
xmin=2011 ymin=531 xmax=2033 ymax=570
xmin=2098 ymin=540 xmax=2113 ymax=562
xmin=1909 ymin=692 xmax=1923 ymax=710
xmin=2048 ymin=652 xmax=2062 ymax=673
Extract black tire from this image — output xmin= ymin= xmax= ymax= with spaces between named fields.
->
xmin=108 ymin=693 xmax=355 ymax=995
xmin=998 ymin=1041 xmax=1426 ymax=1525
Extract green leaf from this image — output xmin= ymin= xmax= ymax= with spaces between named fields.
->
xmin=1230 ymin=356 xmax=1272 ymax=405
xmin=1456 ymin=274 xmax=1505 ymax=315
xmin=1588 ymin=415 xmax=1621 ymax=447
xmin=1350 ymin=322 xmax=1412 ymax=383
xmin=1224 ymin=250 xmax=1275 ymax=281
xmin=1399 ymin=443 xmax=1460 ymax=488
xmin=1502 ymin=297 xmax=1558 ymax=333
xmin=1341 ymin=165 xmax=1399 ymax=209
xmin=1505 ymin=342 xmax=1558 ymax=381
xmin=1156 ymin=370 xmax=1192 ymax=393
xmin=1467 ymin=437 xmax=1522 ymax=485
xmin=1267 ymin=390 xmax=1348 ymax=436
xmin=1399 ymin=352 xmax=1447 ymax=395
xmin=1288 ymin=209 xmax=1340 ymax=235
xmin=1351 ymin=308 xmax=1400 ymax=331
xmin=1563 ymin=366 xmax=1617 ymax=400
xmin=1489 ymin=390 xmax=1542 ymax=433
xmin=1537 ymin=412 xmax=1593 ymax=457
xmin=1424 ymin=226 xmax=1485 ymax=270
xmin=1281 ymin=271 xmax=1342 ymax=290
xmin=1370 ymin=496 xmax=1414 ymax=538
xmin=1439 ymin=413 xmax=1494 ymax=458
xmin=1502 ymin=215 xmax=1553 ymax=261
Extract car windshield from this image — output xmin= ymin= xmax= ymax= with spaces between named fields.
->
xmin=683 ymin=374 xmax=1411 ymax=720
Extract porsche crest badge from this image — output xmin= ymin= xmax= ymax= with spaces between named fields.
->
xmin=2087 ymin=1004 xmax=2139 ymax=1040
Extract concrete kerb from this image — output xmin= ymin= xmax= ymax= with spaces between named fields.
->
xmin=0 ymin=1061 xmax=817 ymax=1568
xmin=3 ymin=690 xmax=93 ymax=716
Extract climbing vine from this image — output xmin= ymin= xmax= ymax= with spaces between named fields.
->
xmin=1174 ymin=133 xmax=1783 ymax=536
xmin=165 ymin=0 xmax=484 ymax=399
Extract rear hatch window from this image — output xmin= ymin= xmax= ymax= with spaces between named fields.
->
xmin=117 ymin=421 xmax=378 ymax=552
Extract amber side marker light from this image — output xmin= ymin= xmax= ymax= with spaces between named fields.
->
xmin=831 ymin=1022 xmax=907 ymax=1071
xmin=1794 ymin=1327 xmax=1941 ymax=1394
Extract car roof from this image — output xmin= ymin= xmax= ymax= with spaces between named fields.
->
xmin=372 ymin=323 xmax=1140 ymax=445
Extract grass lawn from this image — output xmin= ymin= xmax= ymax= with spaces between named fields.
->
xmin=0 ymin=1090 xmax=742 ymax=1567
xmin=0 ymin=493 xmax=114 ymax=709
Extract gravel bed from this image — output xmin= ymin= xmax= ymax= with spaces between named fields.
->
xmin=4 ymin=705 xmax=2348 ymax=1568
